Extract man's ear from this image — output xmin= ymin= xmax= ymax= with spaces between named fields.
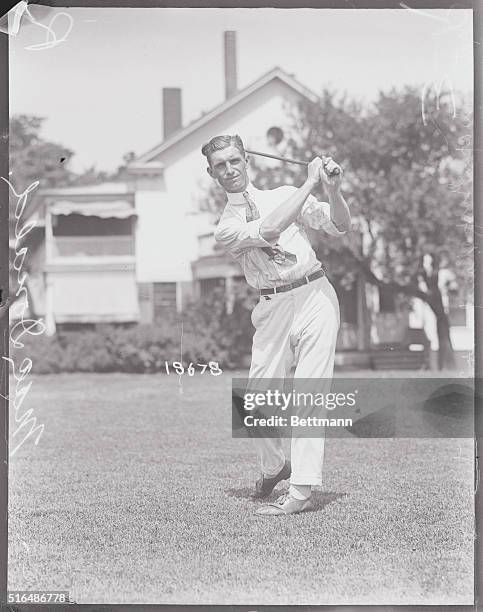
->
xmin=206 ymin=166 xmax=215 ymax=179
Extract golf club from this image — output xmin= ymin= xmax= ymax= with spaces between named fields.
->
xmin=245 ymin=149 xmax=341 ymax=176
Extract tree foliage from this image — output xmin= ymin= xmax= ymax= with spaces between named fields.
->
xmin=293 ymin=87 xmax=472 ymax=368
xmin=8 ymin=114 xmax=134 ymax=194
xmin=9 ymin=115 xmax=75 ymax=194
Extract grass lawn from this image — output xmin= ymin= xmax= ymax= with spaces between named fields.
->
xmin=8 ymin=371 xmax=474 ymax=605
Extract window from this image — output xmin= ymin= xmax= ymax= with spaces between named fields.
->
xmin=266 ymin=126 xmax=284 ymax=146
xmin=53 ymin=214 xmax=132 ymax=236
xmin=200 ymin=278 xmax=225 ymax=299
xmin=378 ymin=286 xmax=396 ymax=313
xmin=153 ymin=282 xmax=177 ymax=318
xmin=52 ymin=214 xmax=134 ymax=257
xmin=138 ymin=283 xmax=153 ymax=302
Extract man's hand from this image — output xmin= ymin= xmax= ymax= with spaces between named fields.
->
xmin=306 ymin=157 xmax=324 ymax=188
xmin=320 ymin=157 xmax=351 ymax=232
xmin=320 ymin=157 xmax=343 ymax=192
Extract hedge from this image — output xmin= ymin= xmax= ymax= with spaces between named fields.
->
xmin=9 ymin=287 xmax=256 ymax=374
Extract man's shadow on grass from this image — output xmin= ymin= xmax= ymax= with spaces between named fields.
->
xmin=225 ymin=486 xmax=346 ymax=512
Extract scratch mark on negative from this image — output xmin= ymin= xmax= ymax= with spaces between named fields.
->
xmin=178 ymin=320 xmax=184 ymax=395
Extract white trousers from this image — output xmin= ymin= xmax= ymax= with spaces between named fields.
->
xmin=248 ymin=275 xmax=340 ymax=486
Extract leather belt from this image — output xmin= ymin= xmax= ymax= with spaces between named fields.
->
xmin=260 ymin=268 xmax=326 ymax=296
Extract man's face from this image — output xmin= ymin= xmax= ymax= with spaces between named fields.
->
xmin=207 ymin=144 xmax=249 ymax=193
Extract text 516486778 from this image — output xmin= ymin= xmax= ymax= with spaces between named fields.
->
xmin=5 ymin=592 xmax=71 ymax=604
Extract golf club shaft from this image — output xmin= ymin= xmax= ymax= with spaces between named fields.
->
xmin=245 ymin=149 xmax=308 ymax=166
xmin=245 ymin=149 xmax=341 ymax=175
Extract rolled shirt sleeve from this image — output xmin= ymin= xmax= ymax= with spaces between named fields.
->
xmin=214 ymin=216 xmax=278 ymax=258
xmin=298 ymin=195 xmax=347 ymax=237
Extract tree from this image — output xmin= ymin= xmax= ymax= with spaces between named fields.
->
xmin=9 ymin=115 xmax=75 ymax=197
xmin=8 ymin=114 xmax=130 ymax=193
xmin=262 ymin=88 xmax=472 ymax=369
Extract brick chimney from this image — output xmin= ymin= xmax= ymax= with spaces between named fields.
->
xmin=224 ymin=31 xmax=237 ymax=100
xmin=162 ymin=87 xmax=182 ymax=140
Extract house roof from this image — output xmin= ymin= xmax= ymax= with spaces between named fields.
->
xmin=134 ymin=67 xmax=319 ymax=165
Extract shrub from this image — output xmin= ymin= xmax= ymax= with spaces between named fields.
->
xmin=8 ymin=287 xmax=256 ymax=374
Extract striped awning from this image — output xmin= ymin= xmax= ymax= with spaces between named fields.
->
xmin=50 ymin=200 xmax=136 ymax=219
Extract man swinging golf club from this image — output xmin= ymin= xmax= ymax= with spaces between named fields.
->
xmin=202 ymin=134 xmax=351 ymax=516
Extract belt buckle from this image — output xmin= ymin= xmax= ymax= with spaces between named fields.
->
xmin=304 ymin=275 xmax=309 ymax=284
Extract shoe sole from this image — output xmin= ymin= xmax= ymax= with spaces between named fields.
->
xmin=255 ymin=501 xmax=314 ymax=516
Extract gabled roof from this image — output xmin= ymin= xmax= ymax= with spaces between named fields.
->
xmin=135 ymin=67 xmax=319 ymax=165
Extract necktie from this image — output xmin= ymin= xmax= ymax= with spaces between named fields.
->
xmin=243 ymin=191 xmax=297 ymax=265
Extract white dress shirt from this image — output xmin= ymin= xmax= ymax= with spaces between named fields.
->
xmin=214 ymin=182 xmax=347 ymax=290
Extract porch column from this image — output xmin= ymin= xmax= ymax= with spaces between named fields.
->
xmin=45 ymin=207 xmax=54 ymax=262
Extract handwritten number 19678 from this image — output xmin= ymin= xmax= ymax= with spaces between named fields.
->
xmin=164 ymin=361 xmax=223 ymax=376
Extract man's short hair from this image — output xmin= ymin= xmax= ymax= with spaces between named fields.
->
xmin=201 ymin=134 xmax=246 ymax=164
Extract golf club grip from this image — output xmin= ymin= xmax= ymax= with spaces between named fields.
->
xmin=325 ymin=165 xmax=341 ymax=177
xmin=300 ymin=160 xmax=342 ymax=177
